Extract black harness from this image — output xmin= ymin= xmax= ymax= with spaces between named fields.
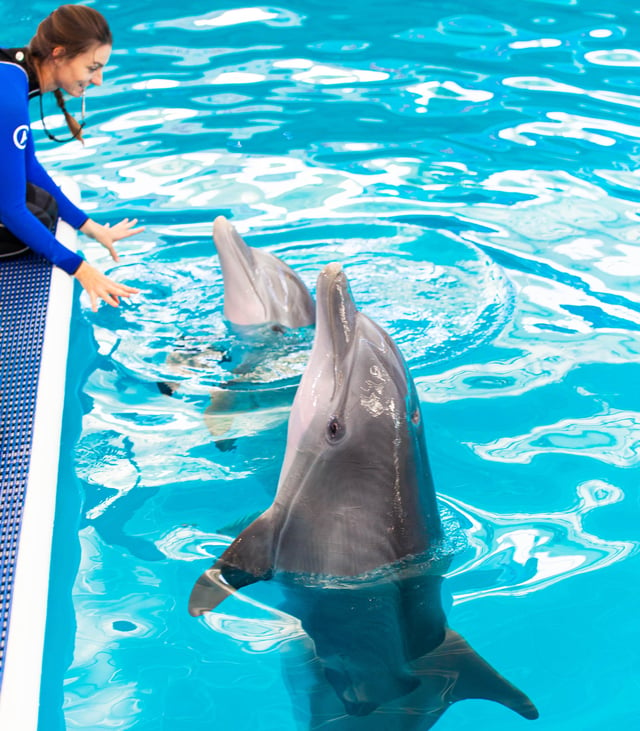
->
xmin=0 ymin=47 xmax=41 ymax=97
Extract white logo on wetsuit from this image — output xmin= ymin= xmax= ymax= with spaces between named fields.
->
xmin=13 ymin=124 xmax=29 ymax=149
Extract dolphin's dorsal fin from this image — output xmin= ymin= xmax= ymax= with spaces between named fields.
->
xmin=188 ymin=512 xmax=275 ymax=616
xmin=415 ymin=628 xmax=539 ymax=720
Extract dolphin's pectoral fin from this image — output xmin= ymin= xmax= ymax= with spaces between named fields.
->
xmin=217 ymin=510 xmax=266 ymax=537
xmin=188 ymin=566 xmax=237 ymax=616
xmin=414 ymin=628 xmax=539 ymax=720
xmin=188 ymin=561 xmax=270 ymax=616
xmin=189 ymin=512 xmax=276 ymax=617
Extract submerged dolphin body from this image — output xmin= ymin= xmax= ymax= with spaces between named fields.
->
xmin=212 ymin=214 xmax=315 ymax=329
xmin=189 ymin=263 xmax=538 ymax=727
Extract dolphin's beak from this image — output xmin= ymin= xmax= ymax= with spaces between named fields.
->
xmin=212 ymin=215 xmax=256 ymax=275
xmin=315 ymin=263 xmax=358 ymax=363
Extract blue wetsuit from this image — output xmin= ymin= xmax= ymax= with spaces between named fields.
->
xmin=0 ymin=48 xmax=85 ymax=274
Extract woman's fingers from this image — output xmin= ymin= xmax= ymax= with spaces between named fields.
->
xmin=117 ymin=282 xmax=140 ymax=294
xmin=110 ymin=218 xmax=145 ymax=240
xmin=74 ymin=260 xmax=139 ymax=311
xmin=95 ymin=219 xmax=145 ymax=260
xmin=103 ymin=239 xmax=119 ymax=262
xmin=102 ymin=280 xmax=139 ymax=301
xmin=101 ymin=292 xmax=120 ymax=309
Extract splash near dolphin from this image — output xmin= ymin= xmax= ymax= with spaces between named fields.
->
xmin=189 ymin=262 xmax=538 ymax=727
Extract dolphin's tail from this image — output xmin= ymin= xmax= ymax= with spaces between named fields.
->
xmin=413 ymin=628 xmax=539 ymax=720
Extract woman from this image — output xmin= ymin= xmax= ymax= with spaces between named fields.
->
xmin=0 ymin=4 xmax=141 ymax=311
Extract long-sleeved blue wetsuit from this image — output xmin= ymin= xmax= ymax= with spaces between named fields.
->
xmin=0 ymin=48 xmax=86 ymax=274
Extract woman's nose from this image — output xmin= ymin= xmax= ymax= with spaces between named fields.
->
xmin=90 ymin=69 xmax=104 ymax=86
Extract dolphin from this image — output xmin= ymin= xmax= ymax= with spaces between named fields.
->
xmin=189 ymin=262 xmax=538 ymax=726
xmin=159 ymin=216 xmax=316 ymax=445
xmin=212 ymin=214 xmax=315 ymax=329
xmin=160 ymin=214 xmax=315 ymax=385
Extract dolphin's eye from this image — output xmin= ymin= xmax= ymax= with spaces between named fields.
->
xmin=411 ymin=408 xmax=421 ymax=425
xmin=327 ymin=416 xmax=345 ymax=442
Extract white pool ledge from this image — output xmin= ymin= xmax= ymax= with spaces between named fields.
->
xmin=0 ymin=182 xmax=77 ymax=731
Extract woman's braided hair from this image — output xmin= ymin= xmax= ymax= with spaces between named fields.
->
xmin=28 ymin=4 xmax=112 ymax=141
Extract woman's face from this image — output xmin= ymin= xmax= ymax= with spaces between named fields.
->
xmin=52 ymin=43 xmax=111 ymax=97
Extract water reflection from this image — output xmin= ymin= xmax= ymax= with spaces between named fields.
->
xmin=443 ymin=480 xmax=634 ymax=601
xmin=135 ymin=7 xmax=303 ymax=32
xmin=472 ymin=408 xmax=640 ymax=467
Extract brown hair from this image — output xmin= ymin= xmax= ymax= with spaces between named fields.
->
xmin=28 ymin=4 xmax=112 ymax=141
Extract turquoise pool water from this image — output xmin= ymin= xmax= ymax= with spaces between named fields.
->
xmin=7 ymin=0 xmax=638 ymax=728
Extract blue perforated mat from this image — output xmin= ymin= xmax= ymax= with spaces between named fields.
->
xmin=0 ymin=252 xmax=52 ymax=685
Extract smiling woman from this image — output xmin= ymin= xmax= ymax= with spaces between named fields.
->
xmin=27 ymin=4 xmax=111 ymax=141
xmin=0 ymin=3 xmax=142 ymax=311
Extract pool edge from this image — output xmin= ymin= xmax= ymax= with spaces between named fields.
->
xmin=0 ymin=214 xmax=76 ymax=730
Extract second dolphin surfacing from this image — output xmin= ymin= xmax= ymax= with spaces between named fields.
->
xmin=189 ymin=263 xmax=538 ymax=727
xmin=160 ymin=216 xmax=316 ymax=446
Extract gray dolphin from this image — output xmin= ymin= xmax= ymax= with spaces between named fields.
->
xmin=159 ymin=216 xmax=315 ymax=446
xmin=212 ymin=215 xmax=315 ymax=329
xmin=189 ymin=262 xmax=538 ymax=726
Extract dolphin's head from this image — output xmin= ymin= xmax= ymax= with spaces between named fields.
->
xmin=212 ymin=216 xmax=315 ymax=329
xmin=283 ymin=262 xmax=379 ymax=456
xmin=275 ymin=262 xmax=442 ymax=576
xmin=284 ymin=261 xmax=423 ymax=466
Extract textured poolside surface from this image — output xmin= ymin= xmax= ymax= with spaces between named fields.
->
xmin=0 ymin=252 xmax=51 ymax=685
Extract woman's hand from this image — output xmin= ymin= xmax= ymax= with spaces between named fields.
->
xmin=74 ymin=260 xmax=139 ymax=312
xmin=80 ymin=217 xmax=145 ymax=261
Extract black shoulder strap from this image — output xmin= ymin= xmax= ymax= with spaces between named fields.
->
xmin=0 ymin=47 xmax=41 ymax=96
